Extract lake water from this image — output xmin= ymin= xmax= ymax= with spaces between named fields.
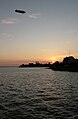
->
xmin=0 ymin=67 xmax=78 ymax=119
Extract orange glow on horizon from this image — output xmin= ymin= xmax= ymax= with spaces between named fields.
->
xmin=0 ymin=53 xmax=78 ymax=66
xmin=49 ymin=54 xmax=69 ymax=63
xmin=49 ymin=56 xmax=57 ymax=63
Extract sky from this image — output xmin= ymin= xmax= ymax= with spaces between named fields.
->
xmin=0 ymin=0 xmax=78 ymax=66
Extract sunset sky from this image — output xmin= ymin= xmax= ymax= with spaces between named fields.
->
xmin=0 ymin=0 xmax=78 ymax=66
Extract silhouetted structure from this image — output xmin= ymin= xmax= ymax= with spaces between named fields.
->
xmin=19 ymin=62 xmax=51 ymax=68
xmin=50 ymin=56 xmax=78 ymax=72
xmin=19 ymin=56 xmax=78 ymax=72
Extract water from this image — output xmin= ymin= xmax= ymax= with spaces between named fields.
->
xmin=0 ymin=67 xmax=78 ymax=119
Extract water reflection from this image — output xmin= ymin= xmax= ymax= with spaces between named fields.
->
xmin=0 ymin=67 xmax=78 ymax=119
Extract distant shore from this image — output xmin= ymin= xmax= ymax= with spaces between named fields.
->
xmin=19 ymin=56 xmax=78 ymax=72
xmin=19 ymin=62 xmax=51 ymax=68
xmin=50 ymin=56 xmax=78 ymax=72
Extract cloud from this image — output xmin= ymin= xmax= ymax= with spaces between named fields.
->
xmin=0 ymin=18 xmax=17 ymax=24
xmin=27 ymin=13 xmax=41 ymax=19
xmin=2 ymin=33 xmax=13 ymax=37
xmin=0 ymin=32 xmax=14 ymax=40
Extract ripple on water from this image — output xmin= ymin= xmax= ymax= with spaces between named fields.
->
xmin=0 ymin=68 xmax=78 ymax=119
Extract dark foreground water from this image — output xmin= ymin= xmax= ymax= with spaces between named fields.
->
xmin=0 ymin=67 xmax=78 ymax=119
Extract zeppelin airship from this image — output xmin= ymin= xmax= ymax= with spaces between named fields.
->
xmin=15 ymin=9 xmax=26 ymax=14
